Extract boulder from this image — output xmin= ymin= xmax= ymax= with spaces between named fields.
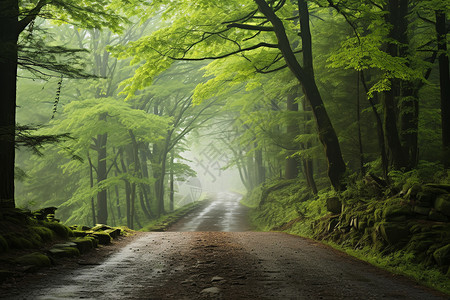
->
xmin=382 ymin=204 xmax=412 ymax=221
xmin=105 ymin=228 xmax=122 ymax=239
xmin=72 ymin=230 xmax=88 ymax=237
xmin=413 ymin=206 xmax=431 ymax=216
xmin=92 ymin=232 xmax=111 ymax=245
xmin=70 ymin=237 xmax=95 ymax=254
xmin=15 ymin=252 xmax=51 ymax=267
xmin=433 ymin=244 xmax=450 ymax=266
xmin=48 ymin=246 xmax=80 ymax=258
xmin=379 ymin=222 xmax=410 ymax=245
xmin=52 ymin=242 xmax=77 ymax=249
xmin=326 ymin=197 xmax=342 ymax=214
xmin=416 ymin=192 xmax=434 ymax=207
xmin=434 ymin=194 xmax=450 ymax=217
xmin=91 ymin=224 xmax=113 ymax=232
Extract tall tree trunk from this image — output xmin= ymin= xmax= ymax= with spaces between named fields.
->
xmin=130 ymin=182 xmax=136 ymax=229
xmin=0 ymin=0 xmax=19 ymax=208
xmin=383 ymin=0 xmax=409 ymax=170
xmin=140 ymin=146 xmax=153 ymax=212
xmin=301 ymin=100 xmax=318 ymax=194
xmin=120 ymin=151 xmax=132 ymax=228
xmin=356 ymin=71 xmax=365 ymax=175
xmin=129 ymin=130 xmax=151 ymax=219
xmin=169 ymin=149 xmax=174 ymax=211
xmin=255 ymin=0 xmax=346 ymax=190
xmin=285 ymin=93 xmax=300 ymax=179
xmin=399 ymin=85 xmax=419 ymax=168
xmin=96 ymin=128 xmax=108 ymax=224
xmin=435 ymin=10 xmax=450 ymax=167
xmin=87 ymin=154 xmax=97 ymax=226
xmin=361 ymin=71 xmax=389 ymax=179
xmin=254 ymin=145 xmax=265 ymax=185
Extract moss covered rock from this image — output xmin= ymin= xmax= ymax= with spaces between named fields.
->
xmin=43 ymin=222 xmax=73 ymax=238
xmin=15 ymin=252 xmax=51 ymax=267
xmin=434 ymin=195 xmax=450 ymax=217
xmin=382 ymin=204 xmax=412 ymax=221
xmin=70 ymin=237 xmax=95 ymax=254
xmin=379 ymin=222 xmax=410 ymax=245
xmin=30 ymin=226 xmax=55 ymax=242
xmin=433 ymin=244 xmax=450 ymax=267
xmin=48 ymin=246 xmax=80 ymax=258
xmin=92 ymin=232 xmax=111 ymax=245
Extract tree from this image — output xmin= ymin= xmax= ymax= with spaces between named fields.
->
xmin=0 ymin=0 xmax=125 ymax=208
xmin=117 ymin=0 xmax=347 ymax=190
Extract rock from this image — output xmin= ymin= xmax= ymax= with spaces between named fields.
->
xmin=382 ymin=204 xmax=412 ymax=221
xmin=73 ymin=230 xmax=88 ymax=237
xmin=211 ymin=276 xmax=225 ymax=282
xmin=416 ymin=192 xmax=434 ymax=207
xmin=434 ymin=194 xmax=450 ymax=217
xmin=201 ymin=287 xmax=221 ymax=295
xmin=15 ymin=252 xmax=51 ymax=267
xmin=48 ymin=246 xmax=80 ymax=258
xmin=326 ymin=197 xmax=341 ymax=214
xmin=70 ymin=237 xmax=95 ymax=254
xmin=105 ymin=228 xmax=122 ymax=239
xmin=413 ymin=206 xmax=431 ymax=216
xmin=91 ymin=224 xmax=113 ymax=232
xmin=433 ymin=244 xmax=450 ymax=266
xmin=52 ymin=242 xmax=77 ymax=248
xmin=92 ymin=232 xmax=111 ymax=245
xmin=428 ymin=209 xmax=449 ymax=222
xmin=379 ymin=222 xmax=410 ymax=245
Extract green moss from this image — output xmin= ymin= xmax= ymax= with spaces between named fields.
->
xmin=30 ymin=226 xmax=55 ymax=242
xmin=43 ymin=222 xmax=73 ymax=238
xmin=92 ymin=232 xmax=111 ymax=245
xmin=15 ymin=252 xmax=51 ymax=267
xmin=8 ymin=235 xmax=34 ymax=249
xmin=61 ymin=247 xmax=80 ymax=257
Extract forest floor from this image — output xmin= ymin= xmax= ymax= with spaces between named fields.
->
xmin=1 ymin=192 xmax=448 ymax=299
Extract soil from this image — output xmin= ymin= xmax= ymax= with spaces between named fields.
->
xmin=1 ymin=192 xmax=448 ymax=299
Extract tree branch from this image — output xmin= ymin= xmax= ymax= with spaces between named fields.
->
xmin=17 ymin=0 xmax=49 ymax=35
xmin=154 ymin=42 xmax=279 ymax=61
xmin=226 ymin=23 xmax=274 ymax=31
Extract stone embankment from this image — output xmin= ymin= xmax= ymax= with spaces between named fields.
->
xmin=320 ymin=183 xmax=450 ymax=275
xmin=0 ymin=207 xmax=128 ymax=282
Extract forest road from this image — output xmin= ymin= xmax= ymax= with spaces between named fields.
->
xmin=3 ymin=193 xmax=448 ymax=299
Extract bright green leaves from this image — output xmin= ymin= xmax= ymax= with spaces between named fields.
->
xmin=46 ymin=97 xmax=170 ymax=160
xmin=113 ymin=0 xmax=301 ymax=98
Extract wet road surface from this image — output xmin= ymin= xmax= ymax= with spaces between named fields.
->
xmin=168 ymin=192 xmax=253 ymax=232
xmin=2 ymin=193 xmax=448 ymax=299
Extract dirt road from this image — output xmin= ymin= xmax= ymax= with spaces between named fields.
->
xmin=2 ymin=193 xmax=447 ymax=299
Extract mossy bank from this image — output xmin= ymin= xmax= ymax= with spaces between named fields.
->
xmin=0 ymin=208 xmax=131 ymax=282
